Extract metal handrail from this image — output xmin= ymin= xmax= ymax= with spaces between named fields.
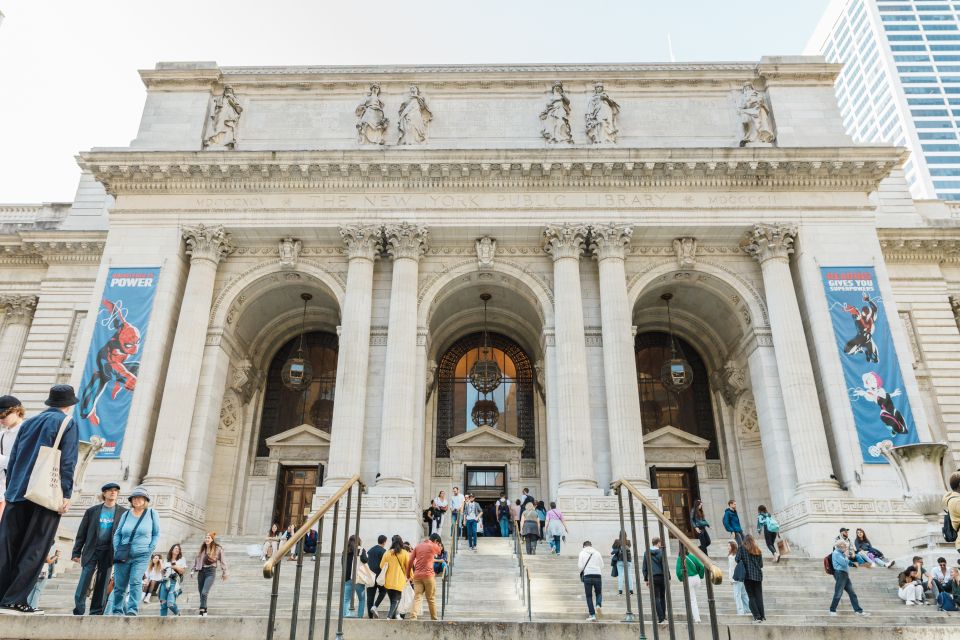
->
xmin=512 ymin=517 xmax=533 ymax=621
xmin=263 ymin=474 xmax=361 ymax=579
xmin=613 ymin=478 xmax=723 ymax=585
xmin=441 ymin=506 xmax=465 ymax=619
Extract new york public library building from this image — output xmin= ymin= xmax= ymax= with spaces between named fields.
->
xmin=1 ymin=56 xmax=959 ymax=555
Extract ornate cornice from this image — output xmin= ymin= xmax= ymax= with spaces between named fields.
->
xmin=878 ymin=233 xmax=960 ymax=264
xmin=77 ymin=148 xmax=905 ymax=196
xmin=0 ymin=232 xmax=107 ymax=265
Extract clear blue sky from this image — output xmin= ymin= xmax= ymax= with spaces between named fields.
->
xmin=0 ymin=0 xmax=832 ymax=202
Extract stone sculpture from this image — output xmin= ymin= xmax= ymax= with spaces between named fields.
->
xmin=355 ymin=84 xmax=389 ymax=145
xmin=203 ymin=85 xmax=243 ymax=149
xmin=540 ymin=81 xmax=573 ymax=144
xmin=585 ymin=82 xmax=620 ymax=144
xmin=476 ymin=236 xmax=496 ymax=270
xmin=397 ymin=85 xmax=432 ymax=145
xmin=738 ymin=83 xmax=776 ymax=146
xmin=278 ymin=237 xmax=302 ymax=269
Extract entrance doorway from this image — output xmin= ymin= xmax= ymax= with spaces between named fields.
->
xmin=274 ymin=465 xmax=321 ymax=528
xmin=464 ymin=466 xmax=507 ymax=537
xmin=652 ymin=468 xmax=697 ymax=538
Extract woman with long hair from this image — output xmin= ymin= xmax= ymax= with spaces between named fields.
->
xmin=727 ymin=541 xmax=750 ymax=616
xmin=261 ymin=523 xmax=280 ymax=561
xmin=611 ymin=536 xmax=636 ymax=595
xmin=434 ymin=491 xmax=448 ymax=535
xmin=735 ymin=534 xmax=765 ymax=622
xmin=380 ymin=535 xmax=411 ymax=619
xmin=190 ymin=532 xmax=228 ymax=617
xmin=0 ymin=396 xmax=25 ymax=522
xmin=141 ymin=553 xmax=164 ymax=604
xmin=159 ymin=544 xmax=186 ymax=617
xmin=535 ymin=501 xmax=547 ymax=543
xmin=854 ymin=528 xmax=895 ymax=568
xmin=689 ymin=499 xmax=711 ymax=556
xmin=755 ymin=505 xmax=780 ymax=561
xmin=342 ymin=535 xmax=368 ymax=617
xmin=521 ymin=502 xmax=540 ymax=554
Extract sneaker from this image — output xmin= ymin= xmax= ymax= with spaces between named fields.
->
xmin=370 ymin=610 xmax=379 ymax=619
xmin=855 ymin=611 xmax=870 ymax=617
xmin=906 ymin=601 xmax=916 ymax=607
xmin=828 ymin=611 xmax=838 ymax=616
xmin=10 ymin=604 xmax=41 ymax=615
xmin=658 ymin=620 xmax=668 ymax=628
xmin=585 ymin=615 xmax=596 ymax=621
xmin=887 ymin=560 xmax=896 ymax=569
xmin=618 ymin=590 xmax=623 ymax=595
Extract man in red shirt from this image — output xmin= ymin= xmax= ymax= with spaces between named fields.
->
xmin=406 ymin=533 xmax=442 ymax=620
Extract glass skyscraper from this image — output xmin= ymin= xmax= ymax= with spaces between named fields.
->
xmin=808 ymin=0 xmax=960 ymax=200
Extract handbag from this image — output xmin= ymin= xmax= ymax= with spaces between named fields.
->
xmin=776 ymin=536 xmax=791 ymax=557
xmin=356 ymin=562 xmax=375 ymax=587
xmin=397 ymin=582 xmax=415 ymax=615
xmin=114 ymin=510 xmax=148 ymax=564
xmin=24 ymin=415 xmax=72 ymax=511
xmin=733 ymin=559 xmax=746 ymax=582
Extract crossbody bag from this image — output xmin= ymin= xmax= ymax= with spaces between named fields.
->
xmin=114 ymin=509 xmax=148 ymax=563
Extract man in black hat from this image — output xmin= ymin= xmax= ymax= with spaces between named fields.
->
xmin=0 ymin=384 xmax=80 ymax=615
xmin=70 ymin=482 xmax=125 ymax=615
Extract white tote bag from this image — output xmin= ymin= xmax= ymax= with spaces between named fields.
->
xmin=356 ymin=562 xmax=376 ymax=588
xmin=24 ymin=415 xmax=72 ymax=512
xmin=397 ymin=582 xmax=415 ymax=616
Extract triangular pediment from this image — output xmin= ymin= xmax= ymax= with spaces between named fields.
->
xmin=642 ymin=425 xmax=710 ymax=450
xmin=447 ymin=425 xmax=525 ymax=449
xmin=266 ymin=424 xmax=331 ymax=448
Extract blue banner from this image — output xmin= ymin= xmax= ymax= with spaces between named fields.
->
xmin=821 ymin=267 xmax=920 ymax=463
xmin=76 ymin=268 xmax=161 ymax=458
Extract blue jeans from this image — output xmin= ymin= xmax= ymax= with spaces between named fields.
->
xmin=829 ymin=571 xmax=863 ymax=613
xmin=732 ymin=581 xmax=750 ymax=615
xmin=465 ymin=520 xmax=478 ymax=548
xmin=28 ymin=578 xmax=47 ymax=609
xmin=111 ymin=553 xmax=150 ymax=616
xmin=499 ymin=517 xmax=510 ymax=537
xmin=616 ymin=561 xmax=636 ymax=592
xmin=159 ymin=580 xmax=180 ymax=616
xmin=449 ymin=510 xmax=460 ymax=537
xmin=342 ymin=579 xmax=366 ymax=617
xmin=550 ymin=535 xmax=561 ymax=555
xmin=583 ymin=574 xmax=602 ymax=616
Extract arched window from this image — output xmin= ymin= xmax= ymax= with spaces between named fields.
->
xmin=257 ymin=331 xmax=338 ymax=456
xmin=435 ymin=332 xmax=536 ymax=459
xmin=635 ymin=331 xmax=718 ymax=458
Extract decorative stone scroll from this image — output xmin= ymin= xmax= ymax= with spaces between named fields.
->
xmin=585 ymin=82 xmax=620 ymax=144
xmin=738 ymin=83 xmax=776 ymax=147
xmin=397 ymin=85 xmax=432 ymax=145
xmin=539 ymin=81 xmax=573 ymax=144
xmin=355 ymin=84 xmax=389 ymax=145
xmin=203 ymin=86 xmax=243 ymax=149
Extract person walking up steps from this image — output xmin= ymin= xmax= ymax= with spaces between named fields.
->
xmin=676 ymin=547 xmax=705 ymax=624
xmin=521 ymin=502 xmax=539 ymax=554
xmin=496 ymin=494 xmax=511 ymax=538
xmin=736 ymin=534 xmax=765 ymax=623
xmin=642 ymin=537 xmax=666 ymax=627
xmin=578 ymin=540 xmax=603 ymax=621
xmin=191 ymin=532 xmax=228 ymax=617
xmin=381 ymin=535 xmax=410 ymax=619
xmin=545 ymin=502 xmax=568 ymax=556
xmin=366 ymin=535 xmax=388 ymax=618
xmin=109 ymin=485 xmax=159 ymax=616
xmin=756 ymin=505 xmax=780 ymax=562
xmin=723 ymin=499 xmax=743 ymax=546
xmin=829 ymin=540 xmax=870 ymax=617
xmin=611 ymin=537 xmax=636 ymax=595
xmin=342 ymin=535 xmax=367 ymax=618
xmin=0 ymin=385 xmax=79 ymax=616
xmin=407 ymin=533 xmax=442 ymax=621
xmin=690 ymin=499 xmax=711 ymax=556
xmin=71 ymin=481 xmax=125 ymax=616
xmin=728 ymin=541 xmax=751 ymax=616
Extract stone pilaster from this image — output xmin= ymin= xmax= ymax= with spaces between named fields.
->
xmin=325 ymin=224 xmax=381 ymax=485
xmin=590 ymin=224 xmax=648 ymax=487
xmin=0 ymin=295 xmax=38 ymax=394
xmin=743 ymin=223 xmax=836 ymax=493
xmin=145 ymin=224 xmax=234 ymax=490
xmin=376 ymin=223 xmax=428 ymax=488
xmin=543 ymin=224 xmax=598 ymax=493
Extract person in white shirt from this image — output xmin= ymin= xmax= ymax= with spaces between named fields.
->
xmin=448 ymin=487 xmax=464 ymax=538
xmin=0 ymin=396 xmax=26 ymax=523
xmin=578 ymin=541 xmax=604 ymax=621
xmin=433 ymin=491 xmax=448 ymax=536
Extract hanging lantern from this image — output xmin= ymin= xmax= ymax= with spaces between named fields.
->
xmin=282 ymin=293 xmax=314 ymax=392
xmin=659 ymin=292 xmax=693 ymax=392
xmin=468 ymin=293 xmax=502 ymax=393
xmin=471 ymin=399 xmax=500 ymax=427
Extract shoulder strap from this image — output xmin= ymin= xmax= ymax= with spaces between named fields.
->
xmin=123 ymin=510 xmax=148 ymax=543
xmin=52 ymin=415 xmax=72 ymax=450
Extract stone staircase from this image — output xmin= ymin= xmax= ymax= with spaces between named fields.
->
xmin=33 ymin=533 xmax=953 ymax=629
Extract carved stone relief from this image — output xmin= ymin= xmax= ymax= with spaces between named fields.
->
xmin=476 ymin=236 xmax=496 ymax=271
xmin=736 ymin=394 xmax=760 ymax=442
xmin=217 ymin=391 xmax=241 ymax=446
xmin=738 ymin=83 xmax=776 ymax=146
xmin=950 ymin=295 xmax=960 ymax=332
xmin=711 ymin=361 xmax=747 ymax=407
xmin=673 ymin=237 xmax=697 ymax=269
xmin=203 ymin=86 xmax=243 ymax=149
xmin=898 ymin=311 xmax=923 ymax=365
xmin=539 ymin=81 xmax=573 ymax=144
xmin=62 ymin=310 xmax=87 ymax=367
xmin=278 ymin=238 xmax=302 ymax=270
xmin=585 ymin=82 xmax=620 ymax=144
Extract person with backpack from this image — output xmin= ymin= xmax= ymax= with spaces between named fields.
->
xmin=944 ymin=471 xmax=960 ymax=557
xmin=689 ymin=499 xmax=711 ymax=556
xmin=723 ymin=499 xmax=743 ymax=546
xmin=756 ymin=505 xmax=780 ymax=562
xmin=496 ymin=494 xmax=511 ymax=538
xmin=828 ymin=540 xmax=870 ymax=617
xmin=642 ymin=537 xmax=667 ymax=627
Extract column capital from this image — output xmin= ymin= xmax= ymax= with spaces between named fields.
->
xmin=589 ymin=223 xmax=633 ymax=261
xmin=182 ymin=224 xmax=235 ymax=265
xmin=543 ymin=223 xmax=589 ymax=261
xmin=339 ymin=223 xmax=382 ymax=261
xmin=0 ymin=295 xmax=38 ymax=324
xmin=742 ymin=223 xmax=798 ymax=264
xmin=383 ymin=222 xmax=429 ymax=260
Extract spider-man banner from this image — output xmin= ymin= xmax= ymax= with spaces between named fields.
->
xmin=821 ymin=267 xmax=920 ymax=464
xmin=76 ymin=268 xmax=160 ymax=458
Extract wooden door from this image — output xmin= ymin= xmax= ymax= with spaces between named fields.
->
xmin=654 ymin=469 xmax=696 ymax=538
xmin=276 ymin=466 xmax=319 ymax=528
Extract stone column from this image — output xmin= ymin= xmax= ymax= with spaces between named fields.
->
xmin=375 ymin=223 xmax=428 ymax=488
xmin=543 ymin=224 xmax=598 ymax=493
xmin=325 ymin=224 xmax=381 ymax=485
xmin=743 ymin=223 xmax=836 ymax=493
xmin=144 ymin=224 xmax=234 ymax=488
xmin=590 ymin=224 xmax=648 ymax=487
xmin=0 ymin=295 xmax=37 ymax=394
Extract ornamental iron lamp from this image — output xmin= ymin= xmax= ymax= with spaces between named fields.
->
xmin=281 ymin=293 xmax=314 ymax=392
xmin=470 ymin=293 xmax=502 ymax=427
xmin=659 ymin=292 xmax=693 ymax=392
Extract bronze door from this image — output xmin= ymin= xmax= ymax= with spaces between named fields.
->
xmin=654 ymin=469 xmax=696 ymax=538
xmin=276 ymin=466 xmax=319 ymax=528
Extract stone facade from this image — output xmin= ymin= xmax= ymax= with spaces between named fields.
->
xmin=1 ymin=57 xmax=957 ymax=556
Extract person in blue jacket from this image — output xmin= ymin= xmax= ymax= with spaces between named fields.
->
xmin=723 ymin=499 xmax=743 ymax=546
xmin=110 ymin=485 xmax=160 ymax=616
xmin=0 ymin=385 xmax=79 ymax=615
xmin=829 ymin=540 xmax=870 ymax=617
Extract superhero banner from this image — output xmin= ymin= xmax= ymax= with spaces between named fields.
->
xmin=76 ymin=268 xmax=160 ymax=458
xmin=821 ymin=267 xmax=920 ymax=463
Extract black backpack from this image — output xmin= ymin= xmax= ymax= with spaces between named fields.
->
xmin=944 ymin=497 xmax=959 ymax=543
